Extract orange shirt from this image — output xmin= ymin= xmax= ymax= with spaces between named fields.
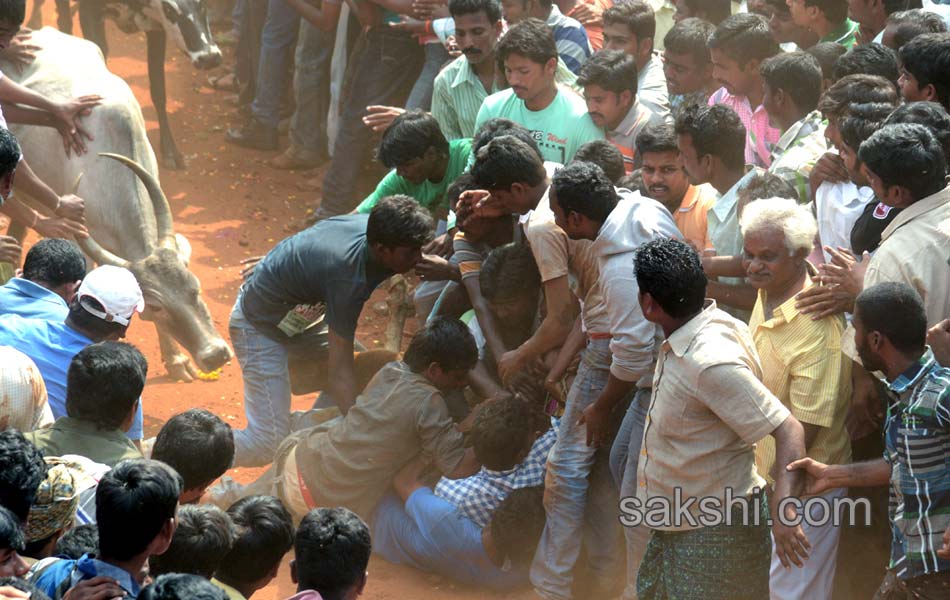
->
xmin=567 ymin=0 xmax=613 ymax=51
xmin=673 ymin=184 xmax=717 ymax=253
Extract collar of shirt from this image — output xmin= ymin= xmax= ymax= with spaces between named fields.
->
xmin=5 ymin=278 xmax=68 ymax=306
xmin=547 ymin=4 xmax=568 ymax=26
xmin=887 ymin=348 xmax=938 ymax=394
xmin=50 ymin=416 xmax=133 ymax=440
xmin=677 ymin=184 xmax=708 ymax=212
xmin=76 ymin=554 xmax=141 ymax=597
xmin=709 ymin=166 xmax=757 ymax=223
xmin=450 ymin=57 xmax=498 ymax=93
xmin=880 ymin=185 xmax=950 ymax=241
xmin=609 ymin=100 xmax=650 ymax=138
xmin=664 ymin=299 xmax=719 ymax=357
xmin=637 ymin=54 xmax=662 ymax=87
xmin=754 ymin=265 xmax=817 ymax=328
xmin=821 ymin=18 xmax=858 ymax=44
xmin=773 ymin=110 xmax=824 ymax=155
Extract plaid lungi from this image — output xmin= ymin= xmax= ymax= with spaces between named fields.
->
xmin=637 ymin=493 xmax=772 ymax=600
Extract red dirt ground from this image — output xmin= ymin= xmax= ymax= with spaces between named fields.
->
xmin=15 ymin=2 xmax=538 ymax=598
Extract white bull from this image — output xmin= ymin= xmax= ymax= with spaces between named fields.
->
xmin=1 ymin=27 xmax=232 ymax=381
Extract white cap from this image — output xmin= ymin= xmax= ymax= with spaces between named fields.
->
xmin=76 ymin=265 xmax=145 ymax=326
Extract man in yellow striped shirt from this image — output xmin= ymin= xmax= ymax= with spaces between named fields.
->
xmin=740 ymin=197 xmax=851 ymax=600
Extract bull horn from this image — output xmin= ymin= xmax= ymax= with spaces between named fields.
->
xmin=76 ymin=235 xmax=132 ymax=270
xmin=98 ymin=152 xmax=176 ymax=250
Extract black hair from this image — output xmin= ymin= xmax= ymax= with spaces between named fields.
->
xmin=150 ymin=504 xmax=236 ymax=579
xmin=96 ymin=459 xmax=182 ymax=562
xmin=488 ymin=486 xmax=545 ymax=567
xmin=67 ymin=296 xmax=128 ymax=340
xmin=617 ymin=169 xmax=648 ymax=195
xmin=884 ymin=101 xmax=950 ymax=158
xmin=887 ymin=9 xmax=947 ymax=49
xmin=0 ymin=577 xmax=50 ymax=600
xmin=294 ymin=508 xmax=371 ymax=600
xmin=0 ymin=506 xmax=23 ymax=552
xmin=0 ymin=0 xmax=26 ymax=25
xmin=663 ymin=17 xmax=715 ymax=65
xmin=496 ymin=18 xmax=557 ymax=67
xmin=839 ymin=102 xmax=902 ymax=153
xmin=802 ymin=0 xmax=849 ymax=24
xmin=634 ymin=238 xmax=706 ymax=319
xmin=152 ymin=409 xmax=234 ymax=493
xmin=674 ymin=0 xmax=730 ymax=24
xmin=0 ymin=127 xmax=22 ymax=180
xmin=707 ymin=13 xmax=780 ymax=66
xmin=365 ymin=195 xmax=435 ymax=249
xmin=472 ymin=118 xmax=544 ymax=160
xmin=217 ymin=496 xmax=295 ymax=585
xmin=0 ymin=430 xmax=48 ymax=522
xmin=550 ymin=161 xmax=618 ymax=225
xmin=446 ymin=172 xmax=476 ymax=213
xmin=737 ymin=171 xmax=799 ymax=203
xmin=832 ymin=44 xmax=898 ymax=86
xmin=884 ymin=0 xmax=922 ymax=13
xmin=805 ymin=42 xmax=847 ymax=83
xmin=602 ymin=1 xmax=656 ymax=40
xmin=818 ymin=74 xmax=900 ymax=121
xmin=471 ymin=397 xmax=534 ymax=470
xmin=22 ymin=240 xmax=86 ymax=287
xmin=860 ymin=123 xmax=947 ymax=199
xmin=572 ymin=140 xmax=625 ymax=184
xmin=471 ymin=135 xmax=546 ymax=191
xmin=673 ymin=103 xmax=746 ymax=171
xmin=139 ymin=574 xmax=228 ymax=600
xmin=899 ymin=33 xmax=950 ymax=110
xmin=448 ymin=0 xmax=502 ymax=22
xmin=764 ymin=0 xmax=791 ymax=16
xmin=479 ymin=242 xmax=541 ymax=304
xmin=376 ymin=110 xmax=449 ymax=169
xmin=403 ymin=316 xmax=478 ymax=373
xmin=66 ymin=341 xmax=146 ymax=430
xmin=577 ymin=49 xmax=638 ymax=95
xmin=760 ymin=51 xmax=823 ymax=113
xmin=855 ymin=282 xmax=927 ymax=354
xmin=55 ymin=523 xmax=99 ymax=559
xmin=635 ymin=122 xmax=679 ymax=156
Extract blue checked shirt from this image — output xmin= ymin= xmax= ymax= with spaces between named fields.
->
xmin=435 ymin=427 xmax=557 ymax=527
xmin=884 ymin=348 xmax=950 ymax=580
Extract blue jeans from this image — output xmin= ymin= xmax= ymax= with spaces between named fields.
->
xmin=405 ymin=42 xmax=450 ymax=111
xmin=611 ymin=388 xmax=653 ymax=600
xmin=530 ymin=338 xmax=620 ymax=600
xmin=250 ymin=0 xmax=299 ymax=127
xmin=289 ymin=20 xmax=334 ymax=155
xmin=229 ymin=293 xmax=292 ymax=467
xmin=319 ymin=27 xmax=423 ymax=216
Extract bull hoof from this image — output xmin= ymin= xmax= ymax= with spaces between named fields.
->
xmin=162 ymin=150 xmax=187 ymax=171
xmin=166 ymin=358 xmax=197 ymax=382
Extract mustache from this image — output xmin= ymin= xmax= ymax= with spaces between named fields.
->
xmin=463 ymin=48 xmax=481 ymax=55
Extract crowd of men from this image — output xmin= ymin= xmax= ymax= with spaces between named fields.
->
xmin=3 ymin=0 xmax=950 ymax=598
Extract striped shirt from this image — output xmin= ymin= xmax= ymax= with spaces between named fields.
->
xmin=767 ymin=110 xmax=828 ymax=204
xmin=607 ymin=99 xmax=668 ymax=173
xmin=547 ymin=5 xmax=592 ymax=74
xmin=434 ymin=427 xmax=557 ymax=527
xmin=708 ymin=87 xmax=781 ymax=168
xmin=749 ymin=272 xmax=852 ymax=484
xmin=432 ymin=55 xmax=580 ymax=140
xmin=884 ymin=348 xmax=950 ymax=580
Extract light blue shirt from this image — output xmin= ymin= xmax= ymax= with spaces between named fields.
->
xmin=372 ymin=489 xmax=526 ymax=591
xmin=0 ymin=277 xmax=69 ymax=321
xmin=0 ymin=314 xmax=144 ymax=440
xmin=32 ymin=553 xmax=142 ymax=599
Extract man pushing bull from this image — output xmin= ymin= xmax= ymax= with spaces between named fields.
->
xmin=230 ymin=195 xmax=435 ymax=467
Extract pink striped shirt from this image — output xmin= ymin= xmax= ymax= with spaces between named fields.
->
xmin=708 ymin=87 xmax=780 ymax=168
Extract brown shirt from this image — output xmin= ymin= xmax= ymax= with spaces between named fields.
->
xmin=296 ymin=362 xmax=466 ymax=520
xmin=635 ymin=301 xmax=790 ymax=531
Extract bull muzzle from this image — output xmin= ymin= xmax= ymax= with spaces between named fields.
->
xmin=192 ymin=47 xmax=222 ymax=70
xmin=196 ymin=340 xmax=232 ymax=372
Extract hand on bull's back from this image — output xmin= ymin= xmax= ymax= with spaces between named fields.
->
xmin=54 ymin=95 xmax=102 ymax=156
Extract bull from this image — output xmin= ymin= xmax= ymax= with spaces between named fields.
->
xmin=26 ymin=0 xmax=223 ymax=169
xmin=1 ymin=27 xmax=231 ymax=380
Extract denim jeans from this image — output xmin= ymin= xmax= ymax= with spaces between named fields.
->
xmin=405 ymin=42 xmax=450 ymax=111
xmin=530 ymin=338 xmax=620 ymax=600
xmin=319 ymin=27 xmax=423 ymax=216
xmin=234 ymin=0 xmax=267 ymax=105
xmin=289 ymin=20 xmax=335 ymax=155
xmin=611 ymin=388 xmax=653 ymax=600
xmin=250 ymin=0 xmax=299 ymax=127
xmin=229 ymin=292 xmax=292 ymax=468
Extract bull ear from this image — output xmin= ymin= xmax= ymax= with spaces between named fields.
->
xmin=174 ymin=233 xmax=192 ymax=266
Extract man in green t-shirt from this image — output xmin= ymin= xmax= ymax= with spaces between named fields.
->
xmin=474 ymin=19 xmax=604 ymax=166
